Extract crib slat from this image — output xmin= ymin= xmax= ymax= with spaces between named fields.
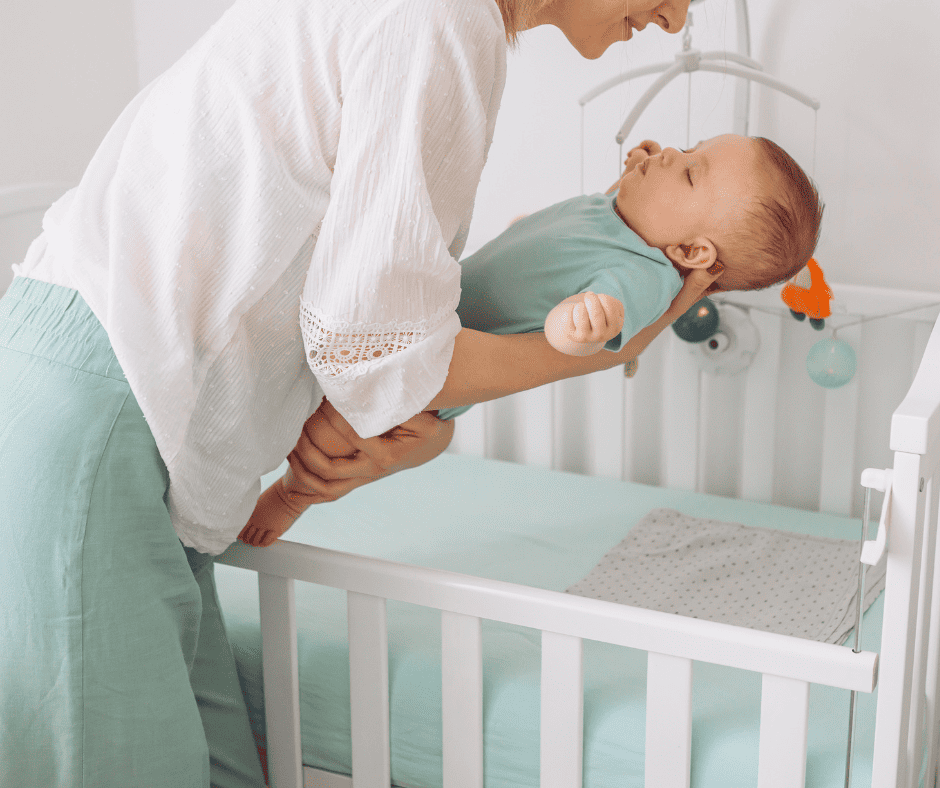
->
xmin=740 ymin=310 xmax=782 ymax=503
xmin=258 ymin=572 xmax=303 ymax=788
xmin=441 ymin=612 xmax=483 ymax=788
xmin=540 ymin=631 xmax=584 ymax=788
xmin=621 ymin=366 xmax=636 ymax=482
xmin=585 ymin=365 xmax=626 ymax=480
xmin=757 ymin=674 xmax=809 ymax=788
xmin=519 ymin=385 xmax=554 ymax=469
xmin=662 ymin=331 xmax=702 ymax=492
xmin=818 ymin=324 xmax=861 ymax=515
xmin=449 ymin=402 xmax=486 ymax=458
xmin=923 ymin=471 xmax=940 ymax=788
xmin=347 ymin=592 xmax=390 ymax=788
xmin=645 ymin=652 xmax=693 ymax=788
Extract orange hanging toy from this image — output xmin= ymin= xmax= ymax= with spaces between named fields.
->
xmin=780 ymin=258 xmax=832 ymax=330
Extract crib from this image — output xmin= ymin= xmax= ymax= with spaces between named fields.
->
xmin=203 ymin=287 xmax=940 ymax=788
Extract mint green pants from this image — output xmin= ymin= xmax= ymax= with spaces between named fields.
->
xmin=0 ymin=277 xmax=266 ymax=787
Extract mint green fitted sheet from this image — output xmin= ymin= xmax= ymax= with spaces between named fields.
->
xmin=214 ymin=453 xmax=887 ymax=788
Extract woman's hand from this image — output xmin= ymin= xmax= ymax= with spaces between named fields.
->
xmin=277 ymin=398 xmax=455 ymax=507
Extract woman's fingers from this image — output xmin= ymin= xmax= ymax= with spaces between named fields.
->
xmin=284 ymin=449 xmax=372 ymax=503
xmin=282 ymin=399 xmax=455 ymax=509
xmin=664 ymin=264 xmax=725 ymax=320
xmin=317 ymin=399 xmax=451 ymax=474
xmin=302 ymin=406 xmax=357 ymax=458
xmin=291 ymin=422 xmax=374 ymax=481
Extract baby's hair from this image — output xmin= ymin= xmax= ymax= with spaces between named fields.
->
xmin=717 ymin=137 xmax=824 ymax=292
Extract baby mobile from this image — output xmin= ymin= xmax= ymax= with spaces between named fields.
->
xmin=674 ymin=257 xmax=858 ymax=389
xmin=578 ymin=3 xmax=871 ymax=389
xmin=675 ymin=260 xmax=940 ymax=391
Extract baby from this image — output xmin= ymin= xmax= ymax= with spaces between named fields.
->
xmin=239 ymin=133 xmax=823 ymax=546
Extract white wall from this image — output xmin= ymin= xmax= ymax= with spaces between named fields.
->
xmin=133 ymin=0 xmax=235 ymax=87
xmin=0 ymin=0 xmax=138 ymax=186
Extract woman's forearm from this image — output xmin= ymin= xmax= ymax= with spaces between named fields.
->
xmin=424 ymin=323 xmax=657 ymax=411
xmin=425 ymin=266 xmax=721 ymax=413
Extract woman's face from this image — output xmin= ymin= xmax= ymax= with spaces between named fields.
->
xmin=536 ymin=0 xmax=691 ymax=59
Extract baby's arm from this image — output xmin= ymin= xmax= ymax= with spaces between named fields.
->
xmin=544 ymin=292 xmax=625 ymax=356
xmin=238 ymin=407 xmax=357 ymax=547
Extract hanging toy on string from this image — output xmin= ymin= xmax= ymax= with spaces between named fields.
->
xmin=806 ymin=334 xmax=856 ymax=389
xmin=780 ymin=257 xmax=832 ymax=330
xmin=779 ymin=258 xmax=852 ymax=387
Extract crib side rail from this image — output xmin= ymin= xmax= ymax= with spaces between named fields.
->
xmin=220 ymin=541 xmax=880 ymax=788
xmin=218 ymin=539 xmax=877 ymax=788
xmin=217 ymin=539 xmax=878 ymax=693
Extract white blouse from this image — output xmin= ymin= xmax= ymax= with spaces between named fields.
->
xmin=15 ymin=0 xmax=507 ymax=554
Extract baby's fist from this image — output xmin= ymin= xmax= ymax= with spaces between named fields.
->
xmin=545 ymin=292 xmax=625 ymax=356
xmin=624 ymin=140 xmax=662 ymax=173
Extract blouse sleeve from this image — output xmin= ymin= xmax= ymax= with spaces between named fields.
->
xmin=300 ymin=0 xmax=506 ymax=438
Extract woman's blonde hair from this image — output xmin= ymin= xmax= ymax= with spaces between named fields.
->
xmin=496 ymin=0 xmax=549 ymax=47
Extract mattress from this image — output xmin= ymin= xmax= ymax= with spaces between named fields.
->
xmin=214 ymin=453 xmax=885 ymax=788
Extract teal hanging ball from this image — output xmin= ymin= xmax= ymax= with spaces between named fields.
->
xmin=672 ymin=297 xmax=719 ymax=342
xmin=806 ymin=338 xmax=857 ymax=388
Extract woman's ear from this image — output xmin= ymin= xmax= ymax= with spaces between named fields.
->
xmin=665 ymin=238 xmax=717 ymax=271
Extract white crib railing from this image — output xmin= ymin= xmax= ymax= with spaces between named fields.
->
xmin=217 ymin=539 xmax=880 ymax=788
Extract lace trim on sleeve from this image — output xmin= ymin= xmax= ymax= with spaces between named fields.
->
xmin=300 ymin=297 xmax=457 ymax=379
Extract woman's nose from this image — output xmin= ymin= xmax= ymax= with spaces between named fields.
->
xmin=654 ymin=0 xmax=690 ymax=34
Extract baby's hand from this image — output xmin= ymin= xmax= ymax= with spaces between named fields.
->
xmin=545 ymin=292 xmax=625 ymax=356
xmin=624 ymin=140 xmax=662 ymax=173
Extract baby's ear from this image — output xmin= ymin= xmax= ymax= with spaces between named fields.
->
xmin=665 ymin=238 xmax=717 ymax=271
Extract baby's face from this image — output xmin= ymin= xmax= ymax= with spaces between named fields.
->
xmin=615 ymin=134 xmax=761 ymax=253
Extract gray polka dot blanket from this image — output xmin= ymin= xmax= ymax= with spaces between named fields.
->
xmin=566 ymin=508 xmax=887 ymax=644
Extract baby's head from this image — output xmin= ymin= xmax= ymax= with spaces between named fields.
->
xmin=614 ymin=134 xmax=823 ymax=293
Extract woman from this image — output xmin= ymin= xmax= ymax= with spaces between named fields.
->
xmin=0 ymin=0 xmax=711 ymax=786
